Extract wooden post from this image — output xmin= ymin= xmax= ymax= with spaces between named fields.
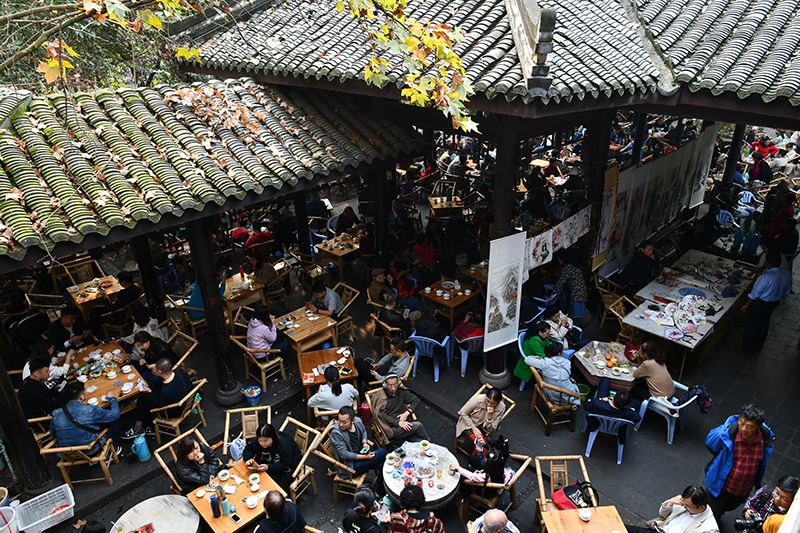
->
xmin=293 ymin=191 xmax=310 ymax=254
xmin=372 ymin=165 xmax=394 ymax=264
xmin=583 ymin=110 xmax=615 ymax=209
xmin=132 ymin=235 xmax=167 ymax=321
xmin=186 ymin=218 xmax=240 ymax=399
xmin=723 ymin=124 xmax=746 ymax=184
xmin=0 ymin=355 xmax=50 ymax=491
xmin=631 ymin=112 xmax=648 ymax=167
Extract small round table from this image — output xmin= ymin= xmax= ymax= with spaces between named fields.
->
xmin=383 ymin=441 xmax=460 ymax=510
xmin=114 ymin=494 xmax=200 ymax=532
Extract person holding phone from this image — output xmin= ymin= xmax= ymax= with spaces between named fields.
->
xmin=243 ymin=423 xmax=301 ymax=492
xmin=331 ymin=406 xmax=387 ymax=478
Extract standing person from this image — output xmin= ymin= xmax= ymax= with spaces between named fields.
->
xmin=741 ymin=251 xmax=791 ymax=353
xmin=372 ymin=375 xmax=429 ymax=443
xmin=330 ymin=406 xmax=388 ymax=477
xmin=254 ymin=491 xmax=306 ymax=533
xmin=739 ymin=475 xmax=800 ymax=533
xmin=242 ymin=423 xmax=302 ymax=493
xmin=389 ymin=485 xmax=445 ymax=533
xmin=554 ymin=251 xmax=589 ymax=320
xmin=626 ymin=485 xmax=718 ymax=533
xmin=704 ymin=405 xmax=775 ymax=521
xmin=630 ymin=341 xmax=674 ymax=402
xmin=308 ymin=366 xmax=360 ymax=413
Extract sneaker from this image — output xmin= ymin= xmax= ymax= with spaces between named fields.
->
xmin=144 ymin=426 xmax=156 ymax=437
xmin=122 ymin=427 xmax=143 ymax=440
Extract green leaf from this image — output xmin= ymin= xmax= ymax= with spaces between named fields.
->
xmin=105 ymin=0 xmax=130 ymax=26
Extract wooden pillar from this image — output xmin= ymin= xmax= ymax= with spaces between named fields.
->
xmin=372 ymin=165 xmax=394 ymax=264
xmin=293 ymin=191 xmax=310 ymax=254
xmin=132 ymin=235 xmax=166 ymax=321
xmin=584 ymin=110 xmax=615 ymax=208
xmin=723 ymin=124 xmax=746 ymax=184
xmin=186 ymin=218 xmax=240 ymax=396
xmin=0 ymin=356 xmax=50 ymax=491
xmin=553 ymin=130 xmax=564 ymax=155
xmin=631 ymin=112 xmax=648 ymax=167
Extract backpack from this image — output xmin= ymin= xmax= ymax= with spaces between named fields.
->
xmin=552 ymin=481 xmax=599 ymax=510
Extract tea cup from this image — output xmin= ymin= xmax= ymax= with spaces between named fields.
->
xmin=250 ymin=483 xmax=260 ymax=492
xmin=107 ymin=371 xmax=117 ymax=379
xmin=249 ymin=473 xmax=260 ymax=484
xmin=87 ymin=398 xmax=98 ymax=406
xmin=218 ymin=469 xmax=230 ymax=481
xmin=579 ymin=509 xmax=592 ymax=522
xmin=246 ymin=496 xmax=258 ymax=509
xmin=77 ymin=375 xmax=88 ymax=383
xmin=121 ymin=365 xmax=131 ymax=373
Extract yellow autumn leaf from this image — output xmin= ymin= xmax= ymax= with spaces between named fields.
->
xmin=336 ymin=0 xmax=343 ymax=11
xmin=140 ymin=9 xmax=163 ymax=30
xmin=176 ymin=47 xmax=202 ymax=62
xmin=36 ymin=61 xmax=61 ymax=83
xmin=62 ymin=42 xmax=79 ymax=58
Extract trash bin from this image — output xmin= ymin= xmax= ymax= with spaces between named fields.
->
xmin=0 ymin=506 xmax=16 ymax=533
xmin=242 ymin=386 xmax=262 ymax=407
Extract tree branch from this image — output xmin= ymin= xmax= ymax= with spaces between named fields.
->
xmin=0 ymin=4 xmax=79 ymax=24
xmin=0 ymin=13 xmax=86 ymax=73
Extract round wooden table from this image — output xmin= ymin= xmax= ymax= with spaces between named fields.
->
xmin=114 ymin=494 xmax=200 ymax=532
xmin=383 ymin=441 xmax=460 ymax=510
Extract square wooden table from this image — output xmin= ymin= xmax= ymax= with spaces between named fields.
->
xmin=223 ymin=274 xmax=267 ymax=331
xmin=276 ymin=307 xmax=337 ymax=354
xmin=74 ymin=341 xmax=144 ymax=414
xmin=541 ymin=505 xmax=628 ymax=533
xmin=67 ymin=275 xmax=122 ymax=319
xmin=461 ymin=263 xmax=489 ymax=286
xmin=298 ymin=346 xmax=358 ymax=401
xmin=315 ymin=236 xmax=360 ymax=274
xmin=428 ymin=196 xmax=464 ymax=218
xmin=572 ymin=341 xmax=636 ymax=391
xmin=420 ymin=279 xmax=481 ymax=328
xmin=188 ymin=460 xmax=284 ymax=533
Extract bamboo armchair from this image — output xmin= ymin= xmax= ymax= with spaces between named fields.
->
xmin=28 ymin=415 xmax=53 ymax=450
xmin=453 ymin=384 xmax=517 ymax=454
xmin=222 ymin=405 xmax=272 ymax=457
xmin=230 ymin=335 xmax=286 ymax=392
xmin=364 ymin=386 xmax=417 ymax=447
xmin=169 ymin=329 xmax=199 ymax=373
xmin=371 ymin=312 xmax=404 ymax=354
xmin=155 ymin=426 xmax=211 ymax=494
xmin=462 ymin=454 xmax=532 ymax=519
xmin=367 ymin=355 xmax=416 ymax=387
xmin=40 ymin=429 xmax=119 ymax=488
xmin=334 ymin=282 xmax=360 ymax=343
xmin=278 ymin=417 xmax=322 ymax=502
xmin=151 ymin=378 xmax=208 ymax=444
xmin=534 ymin=455 xmax=597 ymax=533
xmin=605 ymin=295 xmax=639 ymax=344
xmin=166 ymin=294 xmax=207 ymax=339
xmin=313 ymin=420 xmax=367 ymax=503
xmin=290 ymin=251 xmax=326 ymax=289
xmin=530 ymin=367 xmax=580 ymax=435
xmin=101 ymin=294 xmax=146 ymax=338
xmin=312 ymin=400 xmax=358 ymax=430
xmin=24 ymin=293 xmax=66 ymax=322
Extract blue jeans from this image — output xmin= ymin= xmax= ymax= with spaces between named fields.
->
xmin=353 ymin=448 xmax=388 ymax=474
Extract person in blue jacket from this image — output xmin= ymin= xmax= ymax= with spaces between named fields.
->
xmin=704 ymin=404 xmax=775 ymax=521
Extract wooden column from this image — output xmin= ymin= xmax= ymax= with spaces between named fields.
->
xmin=584 ymin=110 xmax=615 ymax=209
xmin=293 ymin=191 xmax=310 ymax=254
xmin=631 ymin=112 xmax=648 ymax=167
xmin=186 ymin=218 xmax=240 ymax=398
xmin=723 ymin=124 xmax=746 ymax=184
xmin=372 ymin=165 xmax=394 ymax=264
xmin=132 ymin=235 xmax=167 ymax=321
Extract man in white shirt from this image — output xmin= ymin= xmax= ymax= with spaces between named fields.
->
xmin=627 ymin=485 xmax=719 ymax=533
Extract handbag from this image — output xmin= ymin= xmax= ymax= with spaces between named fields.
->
xmin=229 ymin=432 xmax=246 ymax=461
xmin=552 ymin=481 xmax=598 ymax=510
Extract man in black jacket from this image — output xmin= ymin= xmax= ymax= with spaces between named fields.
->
xmin=48 ymin=308 xmax=92 ymax=352
xmin=254 ymin=491 xmax=306 ymax=533
xmin=18 ymin=357 xmax=68 ymax=418
xmin=377 ymin=294 xmax=418 ymax=335
xmin=123 ymin=358 xmax=192 ymax=439
xmin=585 ymin=377 xmax=641 ymax=444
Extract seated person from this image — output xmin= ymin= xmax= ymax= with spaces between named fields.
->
xmin=585 ymin=377 xmax=641 ymax=443
xmin=49 ymin=308 xmax=92 ymax=352
xmin=741 ymin=475 xmax=799 ymax=533
xmin=120 ymin=306 xmax=166 ymax=357
xmin=452 ymin=309 xmax=485 ymax=340
xmin=455 ymin=386 xmax=506 ymax=456
xmin=331 ymin=406 xmax=388 ymax=477
xmin=513 ymin=321 xmax=552 ymax=384
xmin=413 ymin=307 xmax=448 ymax=343
xmin=372 ymin=375 xmax=429 ymax=443
xmin=336 ymin=206 xmax=361 ymax=234
xmin=124 ymin=358 xmax=193 ymax=439
xmin=356 ymin=336 xmax=413 ymax=389
xmin=620 ymin=240 xmax=660 ymax=294
xmin=679 ymin=220 xmax=709 ymax=253
xmin=184 ymin=272 xmax=226 ymax=320
xmin=389 ymin=485 xmax=445 ymax=533
xmin=22 ymin=345 xmax=73 ymax=391
xmin=19 ymin=357 xmax=69 ymax=418
xmin=630 ymin=341 xmax=674 ymax=402
xmin=254 ymin=491 xmax=306 ymax=533
xmin=306 ymin=281 xmax=344 ymax=318
xmin=343 ymin=486 xmax=384 ymax=533
xmin=51 ymin=381 xmax=122 ymax=456
xmin=134 ymin=330 xmax=178 ymax=374
xmin=452 ymin=436 xmax=513 ymax=514
xmin=88 ymin=271 xmax=142 ymax=335
xmin=543 ymin=306 xmax=575 ymax=348
xmin=626 ymin=485 xmax=718 ymax=533
xmin=368 ymin=268 xmax=392 ymax=304
xmin=246 ymin=305 xmax=287 ymax=359
xmin=243 ymin=423 xmax=301 ymax=493
xmin=470 ymin=509 xmax=520 ymax=533
xmin=376 ymin=294 xmax=418 ymax=335
xmin=246 ymin=253 xmax=280 ymax=288
xmin=732 ymin=216 xmax=761 ymax=255
xmin=175 ymin=434 xmax=223 ymax=492
xmin=525 ymin=343 xmax=581 ymax=406
xmin=245 ymin=227 xmax=273 ymax=249
xmin=308 ymin=366 xmax=360 ymax=413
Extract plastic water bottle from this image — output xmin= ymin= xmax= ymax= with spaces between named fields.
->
xmin=210 ymin=494 xmax=221 ymax=518
xmin=221 ymin=495 xmax=230 ymax=516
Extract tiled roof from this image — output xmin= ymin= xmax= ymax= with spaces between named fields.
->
xmin=186 ymin=0 xmax=661 ymax=104
xmin=0 ymin=78 xmax=418 ymax=259
xmin=635 ymin=0 xmax=800 ymax=105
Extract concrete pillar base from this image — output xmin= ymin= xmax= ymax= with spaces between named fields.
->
xmin=479 ymin=366 xmax=512 ymax=389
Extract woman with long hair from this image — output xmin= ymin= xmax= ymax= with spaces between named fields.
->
xmin=453 ymin=434 xmax=514 ymax=523
xmin=242 ymin=423 xmax=302 ymax=492
xmin=342 ymin=485 xmax=384 ymax=533
xmin=174 ymin=435 xmax=223 ymax=493
xmin=246 ymin=305 xmax=287 ymax=359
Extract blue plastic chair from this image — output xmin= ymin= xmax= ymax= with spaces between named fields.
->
xmin=408 ymin=333 xmax=451 ymax=383
xmin=583 ymin=414 xmax=634 ymax=464
xmin=738 ymin=190 xmax=761 ymax=205
xmin=517 ymin=331 xmax=530 ymax=391
xmin=327 ymin=214 xmax=339 ymax=236
xmin=716 ymin=209 xmax=740 ymax=229
xmin=634 ymin=381 xmax=696 ymax=444
xmin=453 ymin=335 xmax=484 ymax=378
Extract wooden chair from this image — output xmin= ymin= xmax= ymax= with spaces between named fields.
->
xmin=534 ymin=455 xmax=597 ymax=533
xmin=230 ymin=335 xmax=286 ymax=392
xmin=371 ymin=312 xmax=403 ymax=354
xmin=40 ymin=429 xmax=119 ymax=488
xmin=166 ymin=294 xmax=207 ymax=339
xmin=333 ymin=282 xmax=360 ymax=318
xmin=367 ymin=355 xmax=416 ymax=387
xmin=312 ymin=399 xmax=358 ymax=429
xmin=453 ymin=385 xmax=516 ymax=454
xmin=604 ymin=295 xmax=638 ymax=344
xmin=151 ymin=378 xmax=208 ymax=444
xmin=265 ymin=283 xmax=289 ymax=311
xmin=291 ymin=251 xmax=326 ymax=289
xmin=154 ymin=426 xmax=211 ymax=494
xmin=462 ymin=454 xmax=532 ymax=519
xmin=313 ymin=420 xmax=367 ymax=503
xmin=222 ymin=405 xmax=272 ymax=456
xmin=101 ymin=294 xmax=146 ymax=338
xmin=366 ymin=292 xmax=384 ymax=313
xmin=278 ymin=417 xmax=321 ymax=502
xmin=169 ymin=329 xmax=199 ymax=373
xmin=28 ymin=415 xmax=53 ymax=450
xmin=24 ymin=293 xmax=65 ymax=322
xmin=364 ymin=386 xmax=417 ymax=446
xmin=51 ymin=256 xmax=105 ymax=287
xmin=530 ymin=367 xmax=580 ymax=435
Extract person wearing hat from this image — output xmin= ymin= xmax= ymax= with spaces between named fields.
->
xmin=368 ymin=268 xmax=392 ymax=304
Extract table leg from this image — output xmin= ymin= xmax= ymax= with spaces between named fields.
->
xmin=678 ymin=349 xmax=687 ymax=381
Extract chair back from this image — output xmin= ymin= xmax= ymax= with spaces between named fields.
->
xmin=432 ymin=180 xmax=457 ymax=197
xmin=455 ymin=335 xmax=484 ymax=354
xmin=408 ymin=334 xmax=449 ymax=356
xmin=153 ymin=378 xmax=207 ymax=422
xmin=607 ymin=296 xmax=634 ymax=323
xmin=716 ymin=209 xmax=737 ymax=228
xmin=327 ymin=215 xmax=339 ymax=236
xmin=40 ymin=428 xmax=109 ymax=464
xmin=586 ymin=414 xmax=634 ymax=436
xmin=333 ymin=283 xmax=360 ymax=317
xmin=739 ymin=191 xmax=756 ymax=204
xmin=517 ymin=330 xmax=526 ymax=356
xmin=154 ymin=426 xmax=210 ymax=493
xmin=223 ymin=405 xmax=272 ymax=456
xmin=169 ymin=330 xmax=199 ymax=371
xmin=279 ymin=417 xmax=321 ymax=456
xmin=534 ymin=455 xmax=596 ymax=506
xmin=25 ymin=293 xmax=66 ymax=322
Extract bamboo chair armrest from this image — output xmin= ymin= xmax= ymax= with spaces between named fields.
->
xmin=311 ymin=450 xmax=356 ymax=474
xmin=536 ymin=377 xmax=582 ymax=398
xmin=41 ymin=429 xmax=108 ymax=454
xmin=151 ymin=379 xmax=207 ymax=413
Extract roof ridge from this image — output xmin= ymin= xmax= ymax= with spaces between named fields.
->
xmin=618 ymin=0 xmax=679 ymax=96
